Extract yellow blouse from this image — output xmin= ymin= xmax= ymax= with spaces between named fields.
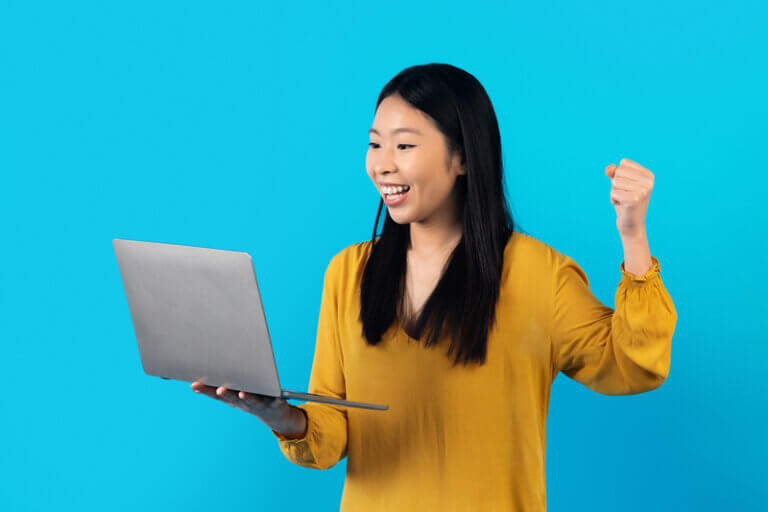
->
xmin=271 ymin=231 xmax=677 ymax=511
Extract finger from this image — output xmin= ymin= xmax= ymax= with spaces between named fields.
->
xmin=619 ymin=157 xmax=644 ymax=170
xmin=238 ymin=390 xmax=262 ymax=404
xmin=216 ymin=386 xmax=238 ymax=402
xmin=616 ymin=166 xmax=652 ymax=183
xmin=613 ymin=172 xmax=653 ymax=191
xmin=237 ymin=390 xmax=263 ymax=401
xmin=238 ymin=391 xmax=274 ymax=409
xmin=190 ymin=382 xmax=236 ymax=403
xmin=239 ymin=392 xmax=265 ymax=408
xmin=192 ymin=384 xmax=221 ymax=399
xmin=612 ymin=175 xmax=640 ymax=191
xmin=610 ymin=188 xmax=638 ymax=205
xmin=191 ymin=381 xmax=216 ymax=394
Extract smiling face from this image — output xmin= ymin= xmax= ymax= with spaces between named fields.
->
xmin=366 ymin=94 xmax=466 ymax=227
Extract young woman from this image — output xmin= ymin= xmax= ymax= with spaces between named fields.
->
xmin=191 ymin=63 xmax=677 ymax=511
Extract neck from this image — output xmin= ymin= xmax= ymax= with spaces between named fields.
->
xmin=408 ymin=213 xmax=463 ymax=256
xmin=405 ymin=183 xmax=465 ymax=256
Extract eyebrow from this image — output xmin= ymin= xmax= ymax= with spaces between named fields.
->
xmin=368 ymin=127 xmax=423 ymax=136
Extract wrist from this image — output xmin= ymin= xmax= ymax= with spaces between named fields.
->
xmin=619 ymin=228 xmax=647 ymax=243
xmin=273 ymin=406 xmax=307 ymax=439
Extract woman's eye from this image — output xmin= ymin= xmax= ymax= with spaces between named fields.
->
xmin=367 ymin=143 xmax=415 ymax=150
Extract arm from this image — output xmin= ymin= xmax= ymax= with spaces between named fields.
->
xmin=620 ymin=229 xmax=653 ymax=278
xmin=270 ymin=254 xmax=349 ymax=469
xmin=550 ymin=248 xmax=678 ymax=395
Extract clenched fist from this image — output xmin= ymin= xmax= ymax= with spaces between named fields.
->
xmin=605 ymin=158 xmax=654 ymax=238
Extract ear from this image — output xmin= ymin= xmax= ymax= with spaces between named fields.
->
xmin=452 ymin=151 xmax=466 ymax=175
xmin=456 ymin=157 xmax=467 ymax=175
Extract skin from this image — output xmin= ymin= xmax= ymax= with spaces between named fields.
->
xmin=192 ymin=99 xmax=657 ymax=437
xmin=605 ymin=158 xmax=655 ymax=277
xmin=367 ymin=94 xmax=467 ymax=331
xmin=189 ymin=382 xmax=304 ymax=438
xmin=367 ymin=93 xmax=466 ymax=258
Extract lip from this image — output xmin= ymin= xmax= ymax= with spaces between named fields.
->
xmin=378 ymin=182 xmax=408 ymax=187
xmin=382 ymin=187 xmax=409 ymax=207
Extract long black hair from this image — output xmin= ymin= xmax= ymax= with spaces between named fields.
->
xmin=359 ymin=63 xmax=517 ymax=367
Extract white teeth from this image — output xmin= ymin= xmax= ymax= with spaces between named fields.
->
xmin=383 ymin=185 xmax=409 ymax=194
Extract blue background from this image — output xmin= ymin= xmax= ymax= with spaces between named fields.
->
xmin=2 ymin=1 xmax=765 ymax=510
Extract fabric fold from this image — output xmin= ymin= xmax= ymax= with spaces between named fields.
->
xmin=551 ymin=253 xmax=678 ymax=395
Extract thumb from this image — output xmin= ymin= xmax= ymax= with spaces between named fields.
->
xmin=605 ymin=164 xmax=617 ymax=179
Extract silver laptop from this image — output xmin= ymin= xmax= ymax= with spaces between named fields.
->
xmin=113 ymin=238 xmax=388 ymax=411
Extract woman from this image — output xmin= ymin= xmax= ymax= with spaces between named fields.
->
xmin=191 ymin=63 xmax=677 ymax=511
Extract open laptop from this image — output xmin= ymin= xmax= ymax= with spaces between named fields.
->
xmin=113 ymin=238 xmax=388 ymax=411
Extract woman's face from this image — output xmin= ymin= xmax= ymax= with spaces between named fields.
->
xmin=366 ymin=94 xmax=465 ymax=226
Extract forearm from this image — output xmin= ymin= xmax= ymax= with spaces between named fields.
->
xmin=620 ymin=228 xmax=653 ymax=277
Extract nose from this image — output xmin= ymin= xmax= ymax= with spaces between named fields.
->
xmin=374 ymin=161 xmax=398 ymax=180
xmin=372 ymin=145 xmax=397 ymax=176
xmin=376 ymin=168 xmax=395 ymax=179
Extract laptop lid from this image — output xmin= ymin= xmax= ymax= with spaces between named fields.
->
xmin=113 ymin=238 xmax=283 ymax=397
xmin=113 ymin=238 xmax=388 ymax=411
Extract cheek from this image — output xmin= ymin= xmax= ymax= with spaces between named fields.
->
xmin=365 ymin=154 xmax=373 ymax=174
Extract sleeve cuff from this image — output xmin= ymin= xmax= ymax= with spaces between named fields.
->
xmin=620 ymin=255 xmax=662 ymax=282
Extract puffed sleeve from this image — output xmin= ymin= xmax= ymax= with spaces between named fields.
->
xmin=270 ymin=253 xmax=349 ymax=469
xmin=550 ymin=253 xmax=678 ymax=395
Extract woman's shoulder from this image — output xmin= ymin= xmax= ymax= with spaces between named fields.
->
xmin=505 ymin=230 xmax=551 ymax=258
xmin=323 ymin=239 xmax=374 ymax=280
xmin=504 ymin=230 xmax=571 ymax=275
xmin=336 ymin=239 xmax=373 ymax=263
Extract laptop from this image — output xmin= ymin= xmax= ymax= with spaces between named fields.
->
xmin=113 ymin=238 xmax=388 ymax=411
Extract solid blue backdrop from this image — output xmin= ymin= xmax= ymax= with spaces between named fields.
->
xmin=1 ymin=1 xmax=765 ymax=510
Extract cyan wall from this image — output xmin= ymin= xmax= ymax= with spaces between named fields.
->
xmin=1 ymin=1 xmax=764 ymax=510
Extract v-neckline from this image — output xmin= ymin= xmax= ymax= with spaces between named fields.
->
xmin=399 ymin=321 xmax=418 ymax=340
xmin=395 ymin=310 xmax=421 ymax=341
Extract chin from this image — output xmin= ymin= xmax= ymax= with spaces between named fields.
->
xmin=388 ymin=211 xmax=412 ymax=225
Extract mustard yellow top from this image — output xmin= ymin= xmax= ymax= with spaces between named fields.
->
xmin=271 ymin=231 xmax=677 ymax=511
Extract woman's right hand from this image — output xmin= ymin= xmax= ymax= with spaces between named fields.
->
xmin=190 ymin=381 xmax=306 ymax=437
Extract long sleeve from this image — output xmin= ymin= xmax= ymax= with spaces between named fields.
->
xmin=550 ymin=253 xmax=678 ymax=395
xmin=270 ymin=254 xmax=349 ymax=469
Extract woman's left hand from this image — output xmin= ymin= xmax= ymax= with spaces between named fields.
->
xmin=605 ymin=158 xmax=654 ymax=238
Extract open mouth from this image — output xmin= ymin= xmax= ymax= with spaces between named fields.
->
xmin=381 ymin=185 xmax=410 ymax=205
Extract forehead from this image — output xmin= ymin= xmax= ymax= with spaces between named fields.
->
xmin=370 ymin=95 xmax=435 ymax=134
